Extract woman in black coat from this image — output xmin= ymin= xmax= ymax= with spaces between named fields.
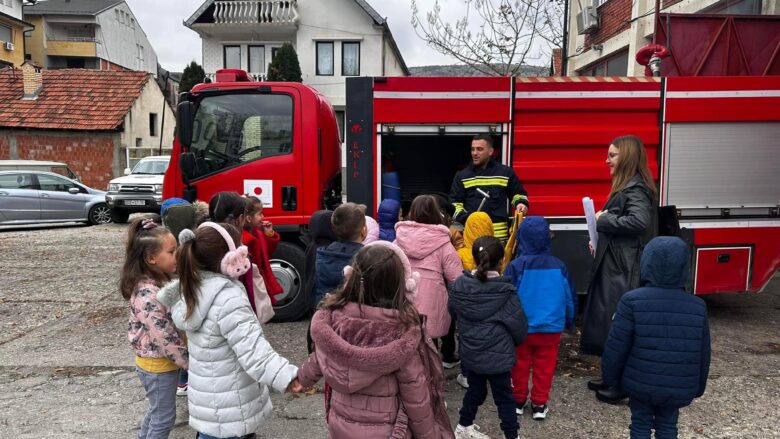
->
xmin=581 ymin=135 xmax=657 ymax=402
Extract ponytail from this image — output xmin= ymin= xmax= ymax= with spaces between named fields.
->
xmin=176 ymin=238 xmax=201 ymax=319
xmin=472 ymin=236 xmax=504 ymax=282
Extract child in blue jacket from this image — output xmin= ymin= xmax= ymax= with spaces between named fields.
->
xmin=602 ymin=236 xmax=711 ymax=439
xmin=504 ymin=216 xmax=576 ymax=421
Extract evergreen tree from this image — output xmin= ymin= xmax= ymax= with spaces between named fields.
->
xmin=267 ymin=43 xmax=302 ymax=82
xmin=179 ymin=61 xmax=206 ymax=93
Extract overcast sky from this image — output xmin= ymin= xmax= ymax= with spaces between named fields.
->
xmin=124 ymin=0 xmax=495 ymax=72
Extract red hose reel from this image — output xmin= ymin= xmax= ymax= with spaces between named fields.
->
xmin=636 ymin=44 xmax=670 ymax=76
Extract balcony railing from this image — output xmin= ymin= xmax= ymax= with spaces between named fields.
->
xmin=206 ymin=72 xmax=268 ymax=82
xmin=214 ymin=1 xmax=299 ymax=25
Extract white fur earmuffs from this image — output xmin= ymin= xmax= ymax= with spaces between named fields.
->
xmin=198 ymin=222 xmax=251 ymax=279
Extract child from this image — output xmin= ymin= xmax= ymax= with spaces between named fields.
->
xmin=394 ymin=195 xmax=463 ymax=340
xmin=601 ymin=236 xmax=711 ymax=438
xmin=157 ymin=222 xmax=302 ymax=439
xmin=457 ymin=212 xmax=494 ymax=271
xmin=449 ymin=236 xmax=527 ymax=439
xmin=243 ymin=195 xmax=283 ymax=304
xmin=504 ymin=216 xmax=576 ymax=420
xmin=120 ymin=218 xmax=188 ymax=438
xmin=313 ymin=202 xmax=367 ymax=309
xmin=304 ymin=210 xmax=336 ymax=312
xmin=298 ymin=242 xmax=454 ymax=438
xmin=377 ymin=198 xmax=401 ymax=241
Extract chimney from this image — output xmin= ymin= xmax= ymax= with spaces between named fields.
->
xmin=21 ymin=61 xmax=44 ymax=100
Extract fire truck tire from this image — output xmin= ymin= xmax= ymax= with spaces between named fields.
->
xmin=110 ymin=208 xmax=130 ymax=224
xmin=269 ymin=241 xmax=308 ymax=322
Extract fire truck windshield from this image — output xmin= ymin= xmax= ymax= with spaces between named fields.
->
xmin=187 ymin=93 xmax=293 ymax=179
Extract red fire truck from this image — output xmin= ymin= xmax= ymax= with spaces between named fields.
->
xmin=165 ymin=69 xmax=780 ymax=321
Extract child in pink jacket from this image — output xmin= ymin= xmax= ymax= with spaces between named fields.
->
xmin=395 ymin=195 xmax=464 ymax=339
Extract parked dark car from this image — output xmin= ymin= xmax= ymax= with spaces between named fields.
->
xmin=0 ymin=171 xmax=111 ymax=226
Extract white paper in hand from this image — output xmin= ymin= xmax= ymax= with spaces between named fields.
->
xmin=583 ymin=197 xmax=598 ymax=251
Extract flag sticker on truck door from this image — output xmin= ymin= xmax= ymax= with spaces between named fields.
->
xmin=244 ymin=180 xmax=273 ymax=208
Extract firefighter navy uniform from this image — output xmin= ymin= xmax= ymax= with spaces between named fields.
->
xmin=450 ymin=158 xmax=529 ymax=241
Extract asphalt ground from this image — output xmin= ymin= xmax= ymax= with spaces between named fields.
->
xmin=0 ymin=221 xmax=778 ymax=438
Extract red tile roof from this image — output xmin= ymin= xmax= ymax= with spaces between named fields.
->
xmin=0 ymin=69 xmax=151 ymax=131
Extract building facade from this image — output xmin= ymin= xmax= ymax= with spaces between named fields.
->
xmin=185 ymin=0 xmax=408 ymax=139
xmin=0 ymin=65 xmax=174 ymax=188
xmin=0 ymin=0 xmax=34 ymax=68
xmin=566 ymin=0 xmax=780 ymax=76
xmin=23 ymin=0 xmax=157 ymax=75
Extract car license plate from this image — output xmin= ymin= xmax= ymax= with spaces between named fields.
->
xmin=124 ymin=200 xmax=146 ymax=206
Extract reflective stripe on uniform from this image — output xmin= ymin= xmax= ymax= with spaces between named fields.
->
xmin=493 ymin=222 xmax=508 ymax=240
xmin=512 ymin=194 xmax=529 ymax=205
xmin=461 ymin=176 xmax=509 ymax=189
xmin=453 ymin=202 xmax=466 ymax=216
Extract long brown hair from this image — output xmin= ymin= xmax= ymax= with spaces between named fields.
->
xmin=472 ymin=236 xmax=504 ymax=282
xmin=176 ymin=223 xmax=242 ymax=318
xmin=321 ymin=245 xmax=421 ymax=330
xmin=119 ymin=218 xmax=174 ymax=299
xmin=408 ymin=194 xmax=444 ymax=226
xmin=609 ymin=135 xmax=657 ymax=198
xmin=243 ymin=195 xmax=263 ymax=231
xmin=209 ymin=191 xmax=246 ymax=227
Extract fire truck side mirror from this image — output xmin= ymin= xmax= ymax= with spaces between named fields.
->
xmin=180 ymin=152 xmax=196 ymax=183
xmin=177 ymin=101 xmax=195 ymax=149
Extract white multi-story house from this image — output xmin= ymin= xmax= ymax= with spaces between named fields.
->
xmin=185 ymin=0 xmax=409 ymax=139
xmin=24 ymin=0 xmax=158 ymax=75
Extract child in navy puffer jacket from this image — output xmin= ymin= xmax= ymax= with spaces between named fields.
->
xmin=504 ymin=216 xmax=576 ymax=421
xmin=377 ymin=198 xmax=401 ymax=241
xmin=602 ymin=236 xmax=710 ymax=439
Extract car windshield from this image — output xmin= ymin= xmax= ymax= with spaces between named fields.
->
xmin=132 ymin=160 xmax=169 ymax=175
xmin=188 ymin=93 xmax=293 ymax=179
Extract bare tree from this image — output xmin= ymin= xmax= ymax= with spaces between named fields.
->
xmin=411 ymin=0 xmax=564 ymax=76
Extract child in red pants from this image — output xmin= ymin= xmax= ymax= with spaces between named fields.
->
xmin=504 ymin=216 xmax=576 ymax=420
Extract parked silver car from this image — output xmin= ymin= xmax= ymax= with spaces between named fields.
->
xmin=0 ymin=171 xmax=111 ymax=226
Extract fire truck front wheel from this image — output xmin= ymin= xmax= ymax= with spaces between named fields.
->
xmin=269 ymin=241 xmax=307 ymax=322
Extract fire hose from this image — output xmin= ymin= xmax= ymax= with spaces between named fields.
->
xmin=636 ymin=44 xmax=670 ymax=77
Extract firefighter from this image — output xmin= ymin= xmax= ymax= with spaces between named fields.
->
xmin=450 ymin=133 xmax=529 ymax=241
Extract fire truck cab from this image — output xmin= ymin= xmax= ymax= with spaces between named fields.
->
xmin=164 ymin=69 xmax=341 ymax=321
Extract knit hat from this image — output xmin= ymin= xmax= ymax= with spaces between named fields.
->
xmin=463 ymin=212 xmax=494 ymax=247
xmin=363 ymin=215 xmax=380 ymax=244
xmin=343 ymin=240 xmax=420 ymax=295
xmin=160 ymin=197 xmax=189 ymax=216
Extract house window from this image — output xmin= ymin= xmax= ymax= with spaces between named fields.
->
xmin=130 ymin=18 xmax=135 ymax=29
xmin=150 ymin=113 xmax=158 ymax=137
xmin=137 ymin=45 xmax=144 ymax=70
xmin=342 ymin=42 xmax=360 ymax=76
xmin=135 ymin=138 xmax=142 ymax=147
xmin=248 ymin=45 xmax=265 ymax=73
xmin=579 ymin=50 xmax=629 ymax=76
xmin=272 ymin=47 xmax=280 ymax=61
xmin=702 ymin=0 xmax=762 ymax=14
xmin=115 ymin=9 xmax=120 ymax=23
xmin=0 ymin=25 xmax=11 ymax=43
xmin=224 ymin=45 xmax=241 ymax=69
xmin=316 ymin=41 xmax=334 ymax=76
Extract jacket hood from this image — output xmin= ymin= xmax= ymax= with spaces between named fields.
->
xmin=518 ymin=216 xmax=551 ymax=256
xmin=451 ymin=272 xmax=516 ymax=321
xmin=394 ymin=221 xmax=452 ymax=259
xmin=363 ymin=216 xmax=380 ymax=244
xmin=310 ymin=303 xmax=422 ymax=393
xmin=158 ymin=272 xmax=240 ymax=331
xmin=309 ymin=210 xmax=337 ymax=244
xmin=377 ymin=199 xmax=401 ymax=228
xmin=640 ymin=236 xmax=690 ymax=288
xmin=317 ymin=241 xmax=363 ymax=287
xmin=463 ymin=212 xmax=493 ymax=248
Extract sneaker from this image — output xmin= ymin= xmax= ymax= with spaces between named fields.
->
xmin=454 ymin=423 xmax=490 ymax=439
xmin=515 ymin=399 xmax=527 ymax=415
xmin=532 ymin=404 xmax=548 ymax=420
xmin=442 ymin=357 xmax=461 ymax=369
xmin=456 ymin=373 xmax=469 ymax=389
xmin=176 ymin=384 xmax=187 ymax=396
